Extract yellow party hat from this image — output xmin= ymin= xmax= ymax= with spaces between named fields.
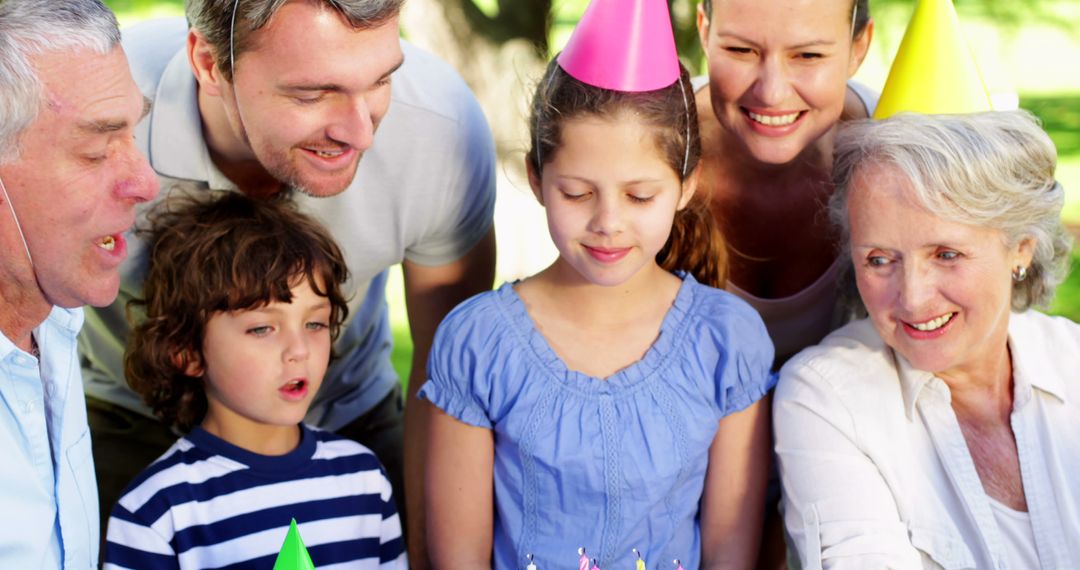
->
xmin=873 ymin=0 xmax=991 ymax=119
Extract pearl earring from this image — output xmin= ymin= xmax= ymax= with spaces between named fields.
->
xmin=1012 ymin=265 xmax=1028 ymax=282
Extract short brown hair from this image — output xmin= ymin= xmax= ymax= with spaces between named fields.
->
xmin=126 ymin=190 xmax=350 ymax=431
xmin=187 ymin=0 xmax=403 ymax=81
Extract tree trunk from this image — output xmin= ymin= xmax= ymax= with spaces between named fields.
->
xmin=401 ymin=0 xmax=550 ymax=179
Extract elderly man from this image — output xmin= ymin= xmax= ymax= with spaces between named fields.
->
xmin=0 ymin=0 xmax=159 ymax=566
xmin=78 ymin=0 xmax=496 ymax=564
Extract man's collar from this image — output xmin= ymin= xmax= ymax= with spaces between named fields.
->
xmin=0 ymin=306 xmax=83 ymax=360
xmin=148 ymin=48 xmax=236 ymax=190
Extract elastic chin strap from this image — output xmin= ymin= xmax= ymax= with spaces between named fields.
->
xmin=229 ymin=0 xmax=240 ymax=82
xmin=2 ymin=171 xmax=46 ymax=359
xmin=228 ymin=0 xmax=250 ymax=150
xmin=0 ymin=175 xmax=34 ymax=268
xmin=677 ymin=75 xmax=690 ymax=179
xmin=850 ymin=2 xmax=858 ymax=39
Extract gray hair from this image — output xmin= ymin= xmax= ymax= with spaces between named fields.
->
xmin=0 ymin=0 xmax=120 ymax=163
xmin=830 ymin=110 xmax=1072 ymax=311
xmin=186 ymin=0 xmax=404 ymax=82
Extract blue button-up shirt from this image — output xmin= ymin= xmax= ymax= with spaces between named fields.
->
xmin=0 ymin=306 xmax=98 ymax=568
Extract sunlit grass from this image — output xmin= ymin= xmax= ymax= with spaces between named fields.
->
xmin=385 ymin=266 xmax=413 ymax=390
xmin=1023 ymin=94 xmax=1080 ymax=224
xmin=1050 ymin=251 xmax=1080 ymax=320
xmin=107 ymin=0 xmax=183 ymax=27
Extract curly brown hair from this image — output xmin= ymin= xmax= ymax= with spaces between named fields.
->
xmin=125 ymin=190 xmax=350 ymax=432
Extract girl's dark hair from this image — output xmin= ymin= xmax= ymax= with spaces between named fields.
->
xmin=527 ymin=59 xmax=728 ymax=287
xmin=125 ymin=190 xmax=350 ymax=432
xmin=703 ymin=0 xmax=871 ymax=39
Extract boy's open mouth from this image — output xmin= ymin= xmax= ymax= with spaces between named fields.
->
xmin=282 ymin=379 xmax=307 ymax=393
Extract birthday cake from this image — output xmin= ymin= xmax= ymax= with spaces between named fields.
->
xmin=521 ymin=548 xmax=682 ymax=570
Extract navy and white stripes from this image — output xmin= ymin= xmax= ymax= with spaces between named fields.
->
xmin=104 ymin=425 xmax=406 ymax=569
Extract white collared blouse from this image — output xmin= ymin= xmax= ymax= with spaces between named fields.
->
xmin=775 ymin=311 xmax=1080 ymax=569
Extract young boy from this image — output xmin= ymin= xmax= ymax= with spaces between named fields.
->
xmin=103 ymin=191 xmax=406 ymax=569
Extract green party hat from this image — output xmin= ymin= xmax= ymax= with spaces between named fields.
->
xmin=273 ymin=518 xmax=316 ymax=570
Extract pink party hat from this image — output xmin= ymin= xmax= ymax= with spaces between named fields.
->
xmin=557 ymin=0 xmax=680 ymax=92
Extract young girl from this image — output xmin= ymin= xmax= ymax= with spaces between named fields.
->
xmin=421 ymin=3 xmax=774 ymax=567
xmin=103 ymin=191 xmax=406 ymax=569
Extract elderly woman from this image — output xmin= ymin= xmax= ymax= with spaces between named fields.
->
xmin=774 ymin=110 xmax=1080 ymax=569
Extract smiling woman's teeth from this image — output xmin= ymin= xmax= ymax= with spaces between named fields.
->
xmin=98 ymin=236 xmax=115 ymax=251
xmin=911 ymin=313 xmax=955 ymax=332
xmin=748 ymin=111 xmax=799 ymax=126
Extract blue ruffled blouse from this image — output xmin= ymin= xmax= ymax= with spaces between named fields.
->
xmin=419 ymin=274 xmax=775 ymax=569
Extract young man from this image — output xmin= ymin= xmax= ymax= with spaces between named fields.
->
xmin=0 ymin=0 xmax=159 ymax=566
xmin=78 ymin=1 xmax=496 ymax=566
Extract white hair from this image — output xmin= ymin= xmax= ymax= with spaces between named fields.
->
xmin=0 ymin=0 xmax=120 ymax=163
xmin=831 ymin=110 xmax=1072 ymax=311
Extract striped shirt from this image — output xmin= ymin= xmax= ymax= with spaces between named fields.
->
xmin=104 ymin=424 xmax=406 ymax=569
